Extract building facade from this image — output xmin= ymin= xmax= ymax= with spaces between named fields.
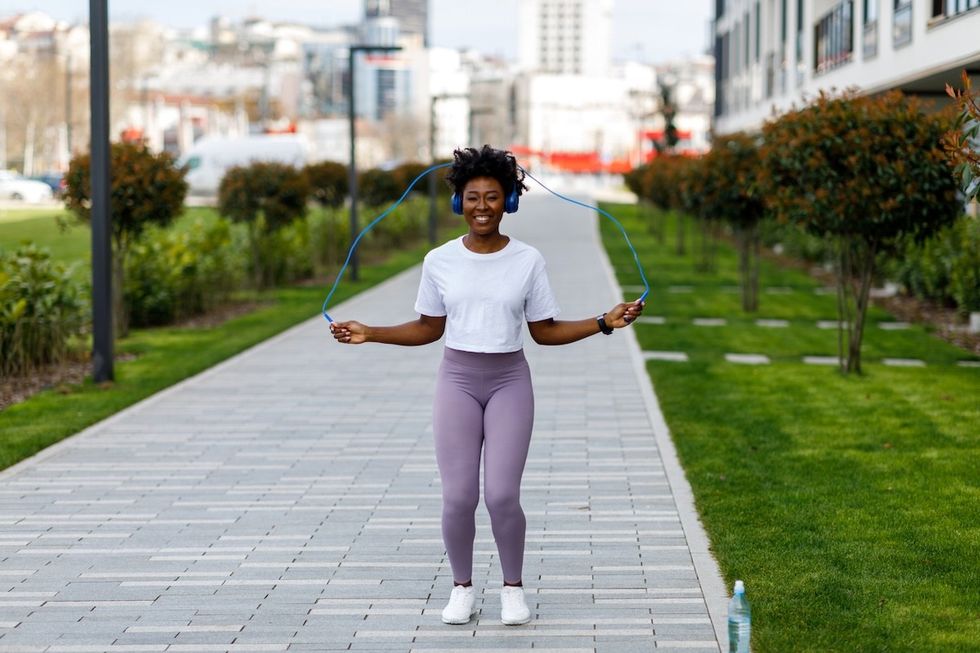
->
xmin=518 ymin=0 xmax=613 ymax=76
xmin=713 ymin=0 xmax=980 ymax=134
xmin=365 ymin=0 xmax=429 ymax=47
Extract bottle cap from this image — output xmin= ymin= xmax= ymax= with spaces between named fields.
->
xmin=733 ymin=580 xmax=744 ymax=594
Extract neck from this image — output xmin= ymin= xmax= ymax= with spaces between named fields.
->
xmin=463 ymin=231 xmax=509 ymax=254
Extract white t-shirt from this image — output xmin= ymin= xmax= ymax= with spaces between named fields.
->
xmin=414 ymin=236 xmax=561 ymax=353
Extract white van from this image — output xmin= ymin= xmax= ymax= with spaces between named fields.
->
xmin=177 ymin=135 xmax=309 ymax=196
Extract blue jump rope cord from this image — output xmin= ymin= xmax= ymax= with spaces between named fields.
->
xmin=321 ymin=162 xmax=650 ymax=323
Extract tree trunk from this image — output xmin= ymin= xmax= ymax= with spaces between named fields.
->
xmin=675 ymin=211 xmax=686 ymax=256
xmin=846 ymin=239 xmax=878 ymax=375
xmin=739 ymin=225 xmax=759 ymax=312
xmin=248 ymin=220 xmax=263 ymax=289
xmin=835 ymin=237 xmax=848 ymax=374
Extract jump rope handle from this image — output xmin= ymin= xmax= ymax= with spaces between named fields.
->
xmin=322 ymin=163 xmax=651 ymax=323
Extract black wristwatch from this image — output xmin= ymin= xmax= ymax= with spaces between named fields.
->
xmin=597 ymin=314 xmax=614 ymax=335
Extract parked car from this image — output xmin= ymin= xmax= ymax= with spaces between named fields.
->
xmin=0 ymin=170 xmax=54 ymax=202
xmin=29 ymin=172 xmax=66 ymax=198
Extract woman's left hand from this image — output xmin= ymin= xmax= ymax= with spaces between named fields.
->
xmin=604 ymin=299 xmax=645 ymax=329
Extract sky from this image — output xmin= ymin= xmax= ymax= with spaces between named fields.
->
xmin=4 ymin=0 xmax=713 ymax=64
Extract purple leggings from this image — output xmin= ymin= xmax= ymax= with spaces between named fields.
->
xmin=433 ymin=347 xmax=534 ymax=584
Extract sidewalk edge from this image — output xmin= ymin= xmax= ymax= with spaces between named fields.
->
xmin=592 ymin=211 xmax=729 ymax=651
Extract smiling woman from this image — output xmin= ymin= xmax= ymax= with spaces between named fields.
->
xmin=328 ymin=144 xmax=644 ymax=628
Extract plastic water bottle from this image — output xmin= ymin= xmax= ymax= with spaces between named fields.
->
xmin=728 ymin=580 xmax=751 ymax=652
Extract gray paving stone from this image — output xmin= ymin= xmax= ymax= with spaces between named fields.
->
xmin=0 ymin=195 xmax=723 ymax=652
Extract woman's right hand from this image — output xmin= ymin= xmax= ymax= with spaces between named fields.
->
xmin=330 ymin=320 xmax=369 ymax=345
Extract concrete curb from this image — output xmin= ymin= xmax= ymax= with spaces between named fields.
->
xmin=592 ymin=210 xmax=729 ymax=652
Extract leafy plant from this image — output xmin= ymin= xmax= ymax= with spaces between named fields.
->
xmin=217 ymin=162 xmax=310 ymax=288
xmin=0 ymin=244 xmax=87 ymax=377
xmin=124 ymin=219 xmax=245 ymax=327
xmin=700 ymin=133 xmax=767 ymax=310
xmin=304 ymin=161 xmax=349 ymax=209
xmin=63 ymin=141 xmax=188 ymax=336
xmin=942 ymin=70 xmax=980 ymax=201
xmin=358 ymin=168 xmax=401 ymax=208
xmin=760 ymin=90 xmax=962 ymax=373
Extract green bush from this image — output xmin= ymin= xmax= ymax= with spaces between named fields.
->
xmin=0 ymin=244 xmax=87 ymax=377
xmin=217 ymin=162 xmax=310 ymax=288
xmin=304 ymin=161 xmax=348 ymax=209
xmin=891 ymin=215 xmax=980 ymax=315
xmin=358 ymin=168 xmax=401 ymax=208
xmin=64 ymin=141 xmax=188 ymax=336
xmin=124 ymin=219 xmax=245 ymax=327
xmin=309 ymin=207 xmax=351 ymax=277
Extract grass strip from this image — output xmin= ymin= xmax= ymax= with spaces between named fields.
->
xmin=600 ymin=203 xmax=980 ymax=652
xmin=1 ymin=214 xmax=458 ymax=470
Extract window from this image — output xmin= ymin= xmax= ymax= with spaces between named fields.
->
xmin=863 ymin=0 xmax=878 ymax=58
xmin=931 ymin=0 xmax=980 ymax=18
xmin=894 ymin=0 xmax=912 ymax=46
xmin=755 ymin=2 xmax=761 ymax=62
xmin=815 ymin=0 xmax=855 ymax=74
xmin=744 ymin=10 xmax=751 ymax=68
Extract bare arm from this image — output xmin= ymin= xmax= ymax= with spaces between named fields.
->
xmin=527 ymin=300 xmax=644 ymax=346
xmin=330 ymin=314 xmax=446 ymax=346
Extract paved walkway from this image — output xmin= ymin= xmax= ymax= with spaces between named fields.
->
xmin=0 ymin=193 xmax=727 ymax=652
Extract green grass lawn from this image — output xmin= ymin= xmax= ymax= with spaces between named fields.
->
xmin=0 ymin=206 xmax=221 ymax=282
xmin=1 ymin=206 xmax=461 ymax=470
xmin=600 ymin=204 xmax=980 ymax=652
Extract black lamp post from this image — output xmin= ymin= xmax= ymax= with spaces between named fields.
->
xmin=347 ymin=44 xmax=401 ymax=281
xmin=89 ymin=0 xmax=112 ymax=382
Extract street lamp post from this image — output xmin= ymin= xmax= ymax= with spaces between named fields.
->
xmin=89 ymin=0 xmax=113 ymax=382
xmin=347 ymin=44 xmax=400 ymax=281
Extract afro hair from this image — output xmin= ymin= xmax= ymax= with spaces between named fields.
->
xmin=444 ymin=145 xmax=528 ymax=197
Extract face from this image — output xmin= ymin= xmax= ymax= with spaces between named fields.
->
xmin=461 ymin=176 xmax=506 ymax=236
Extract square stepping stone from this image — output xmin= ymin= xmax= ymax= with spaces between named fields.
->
xmin=636 ymin=316 xmax=666 ymax=325
xmin=817 ymin=320 xmax=843 ymax=329
xmin=720 ymin=286 xmax=740 ymax=293
xmin=803 ymin=356 xmax=838 ymax=366
xmin=957 ymin=360 xmax=980 ymax=368
xmin=814 ymin=287 xmax=836 ymax=295
xmin=643 ymin=351 xmax=689 ymax=362
xmin=755 ymin=319 xmax=789 ymax=328
xmin=870 ymin=282 xmax=899 ymax=298
xmin=878 ymin=322 xmax=910 ymax=330
xmin=765 ymin=286 xmax=794 ymax=294
xmin=668 ymin=285 xmax=694 ymax=293
xmin=724 ymin=354 xmax=770 ymax=365
xmin=882 ymin=358 xmax=925 ymax=367
xmin=622 ymin=285 xmax=647 ymax=293
xmin=692 ymin=318 xmax=726 ymax=327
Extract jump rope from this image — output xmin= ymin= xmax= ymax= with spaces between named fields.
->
xmin=321 ymin=162 xmax=650 ymax=324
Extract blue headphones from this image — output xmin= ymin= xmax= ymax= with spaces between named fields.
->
xmin=451 ymin=185 xmax=520 ymax=215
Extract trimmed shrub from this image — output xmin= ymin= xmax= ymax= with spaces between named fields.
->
xmin=760 ymin=90 xmax=961 ymax=373
xmin=304 ymin=161 xmax=348 ymax=209
xmin=64 ymin=141 xmax=188 ymax=336
xmin=124 ymin=219 xmax=245 ymax=327
xmin=890 ymin=215 xmax=980 ymax=315
xmin=218 ymin=162 xmax=311 ymax=288
xmin=0 ymin=244 xmax=87 ymax=377
xmin=699 ymin=133 xmax=767 ymax=310
xmin=358 ymin=168 xmax=401 ymax=208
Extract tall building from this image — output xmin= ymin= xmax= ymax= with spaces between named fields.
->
xmin=518 ymin=0 xmax=613 ymax=76
xmin=365 ymin=0 xmax=428 ymax=46
xmin=713 ymin=0 xmax=980 ymax=134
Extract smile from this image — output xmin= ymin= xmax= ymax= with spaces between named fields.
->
xmin=474 ymin=216 xmax=493 ymax=224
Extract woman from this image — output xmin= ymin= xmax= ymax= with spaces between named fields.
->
xmin=329 ymin=145 xmax=644 ymax=626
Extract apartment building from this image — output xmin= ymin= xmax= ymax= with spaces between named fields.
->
xmin=713 ymin=0 xmax=980 ymax=133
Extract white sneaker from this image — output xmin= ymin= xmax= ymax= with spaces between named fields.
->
xmin=441 ymin=585 xmax=477 ymax=624
xmin=500 ymin=585 xmax=532 ymax=625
